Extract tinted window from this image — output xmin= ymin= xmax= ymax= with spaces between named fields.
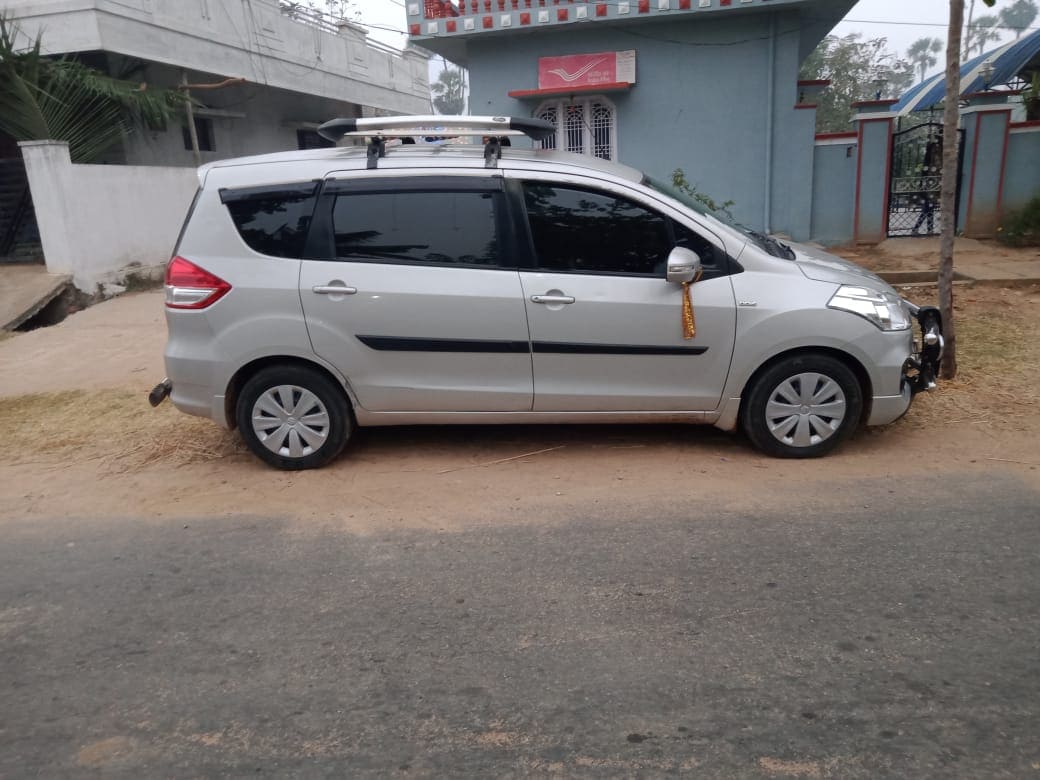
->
xmin=523 ymin=184 xmax=672 ymax=275
xmin=224 ymin=185 xmax=317 ymax=258
xmin=672 ymin=220 xmax=725 ymax=274
xmin=332 ymin=191 xmax=500 ymax=266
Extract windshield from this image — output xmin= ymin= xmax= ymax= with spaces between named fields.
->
xmin=644 ymin=175 xmax=795 ymax=260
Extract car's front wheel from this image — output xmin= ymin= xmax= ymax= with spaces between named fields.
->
xmin=236 ymin=364 xmax=352 ymax=470
xmin=741 ymin=354 xmax=863 ymax=458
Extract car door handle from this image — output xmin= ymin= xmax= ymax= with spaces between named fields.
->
xmin=530 ymin=294 xmax=575 ymax=305
xmin=312 ymin=284 xmax=357 ymax=295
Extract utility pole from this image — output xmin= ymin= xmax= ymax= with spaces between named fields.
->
xmin=178 ymin=73 xmax=247 ymax=166
xmin=181 ymin=71 xmax=201 ymax=167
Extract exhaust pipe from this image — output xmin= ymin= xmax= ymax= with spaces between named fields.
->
xmin=149 ymin=378 xmax=172 ymax=407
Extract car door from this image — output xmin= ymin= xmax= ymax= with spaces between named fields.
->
xmin=299 ymin=175 xmax=533 ymax=412
xmin=513 ymin=177 xmax=737 ymax=412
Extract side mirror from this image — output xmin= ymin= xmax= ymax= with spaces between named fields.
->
xmin=666 ymin=246 xmax=702 ymax=285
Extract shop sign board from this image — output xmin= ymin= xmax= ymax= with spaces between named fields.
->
xmin=537 ymin=50 xmax=636 ymax=90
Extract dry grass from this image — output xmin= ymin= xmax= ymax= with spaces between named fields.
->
xmin=0 ymin=389 xmax=245 ymax=471
xmin=894 ymin=284 xmax=1040 ymax=431
xmin=2 ymin=285 xmax=1036 ymax=469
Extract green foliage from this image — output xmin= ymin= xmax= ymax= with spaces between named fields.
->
xmin=997 ymin=196 xmax=1040 ymax=246
xmin=0 ymin=14 xmax=187 ymax=162
xmin=671 ymin=169 xmax=734 ymax=218
xmin=1024 ymin=72 xmax=1040 ymax=121
xmin=431 ymin=67 xmax=466 ymax=115
xmin=279 ymin=0 xmax=361 ymax=23
xmin=800 ymin=34 xmax=915 ymax=134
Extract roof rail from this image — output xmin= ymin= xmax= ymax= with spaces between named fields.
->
xmin=318 ymin=115 xmax=555 ymax=170
xmin=317 ymin=115 xmax=555 ymax=143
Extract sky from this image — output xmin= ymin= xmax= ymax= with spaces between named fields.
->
xmin=352 ymin=0 xmax=1034 ymax=80
xmin=831 ymin=0 xmax=1023 ymax=64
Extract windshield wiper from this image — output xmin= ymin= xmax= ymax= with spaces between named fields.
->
xmin=744 ymin=228 xmax=795 ymax=260
xmin=773 ymin=238 xmax=797 ymax=261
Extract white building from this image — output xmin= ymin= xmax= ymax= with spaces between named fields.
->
xmin=0 ymin=0 xmax=434 ymax=295
xmin=3 ymin=0 xmax=432 ymax=166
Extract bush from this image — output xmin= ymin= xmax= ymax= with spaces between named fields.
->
xmin=997 ymin=196 xmax=1040 ymax=247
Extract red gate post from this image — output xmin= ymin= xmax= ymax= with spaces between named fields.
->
xmin=851 ymin=99 xmax=899 ymax=244
xmin=958 ymin=91 xmax=1015 ymax=238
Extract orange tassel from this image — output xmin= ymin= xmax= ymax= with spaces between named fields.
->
xmin=681 ymin=280 xmax=696 ymax=339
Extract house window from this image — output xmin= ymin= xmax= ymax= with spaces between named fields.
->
xmin=535 ymin=97 xmax=617 ymax=161
xmin=182 ymin=117 xmax=215 ymax=152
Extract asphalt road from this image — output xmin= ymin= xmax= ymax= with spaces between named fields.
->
xmin=2 ymin=471 xmax=1038 ymax=777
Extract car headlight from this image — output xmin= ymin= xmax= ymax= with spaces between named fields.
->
xmin=827 ymin=285 xmax=912 ymax=331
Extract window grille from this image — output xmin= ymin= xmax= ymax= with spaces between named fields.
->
xmin=564 ymin=103 xmax=584 ymax=154
xmin=534 ymin=96 xmax=616 ymax=160
xmin=536 ymin=105 xmax=558 ymax=151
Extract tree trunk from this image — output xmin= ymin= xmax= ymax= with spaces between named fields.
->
xmin=939 ymin=0 xmax=963 ymax=380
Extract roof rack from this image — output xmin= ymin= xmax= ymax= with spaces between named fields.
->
xmin=317 ymin=115 xmax=555 ymax=169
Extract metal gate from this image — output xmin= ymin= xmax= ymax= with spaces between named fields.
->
xmin=887 ymin=122 xmax=963 ymax=238
xmin=0 ymin=157 xmax=40 ymax=261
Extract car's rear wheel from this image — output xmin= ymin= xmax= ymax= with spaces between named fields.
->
xmin=236 ymin=364 xmax=352 ymax=470
xmin=741 ymin=354 xmax=862 ymax=458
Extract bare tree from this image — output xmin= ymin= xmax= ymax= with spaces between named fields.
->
xmin=939 ymin=2 xmax=965 ymax=380
xmin=939 ymin=0 xmax=996 ymax=380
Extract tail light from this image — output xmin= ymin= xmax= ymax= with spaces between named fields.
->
xmin=165 ymin=256 xmax=231 ymax=309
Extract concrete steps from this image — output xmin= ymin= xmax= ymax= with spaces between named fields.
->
xmin=0 ymin=265 xmax=73 ymax=331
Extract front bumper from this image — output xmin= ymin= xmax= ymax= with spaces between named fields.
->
xmin=866 ymin=303 xmax=943 ymax=427
xmin=903 ymin=303 xmax=944 ymax=394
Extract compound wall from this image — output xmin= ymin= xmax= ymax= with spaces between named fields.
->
xmin=20 ymin=141 xmax=197 ymax=291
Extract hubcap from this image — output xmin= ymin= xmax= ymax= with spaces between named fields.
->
xmin=764 ymin=372 xmax=847 ymax=449
xmin=251 ymin=384 xmax=330 ymax=459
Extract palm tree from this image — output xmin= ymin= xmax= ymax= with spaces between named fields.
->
xmin=0 ymin=15 xmax=186 ymax=162
xmin=967 ymin=14 xmax=1003 ymax=55
xmin=432 ymin=67 xmax=467 ymax=115
xmin=907 ymin=37 xmax=944 ymax=81
xmin=999 ymin=0 xmax=1039 ymax=38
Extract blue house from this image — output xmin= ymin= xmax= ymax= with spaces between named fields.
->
xmin=407 ymin=0 xmax=856 ymax=241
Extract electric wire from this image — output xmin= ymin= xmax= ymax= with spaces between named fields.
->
xmin=361 ymin=6 xmax=1040 ymax=39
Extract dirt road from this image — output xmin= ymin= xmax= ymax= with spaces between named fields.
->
xmin=1 ymin=284 xmax=1038 ymax=531
xmin=2 ymin=284 xmax=1040 ymax=777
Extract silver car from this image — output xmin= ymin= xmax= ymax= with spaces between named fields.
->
xmin=152 ymin=115 xmax=942 ymax=470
